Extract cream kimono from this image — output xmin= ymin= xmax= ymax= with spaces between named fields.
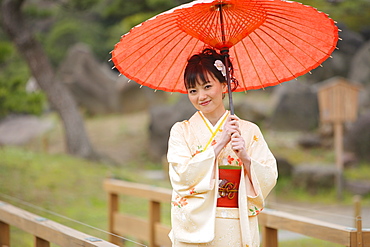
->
xmin=167 ymin=111 xmax=277 ymax=247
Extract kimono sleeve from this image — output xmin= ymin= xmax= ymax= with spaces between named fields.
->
xmin=167 ymin=122 xmax=216 ymax=198
xmin=244 ymin=123 xmax=278 ymax=215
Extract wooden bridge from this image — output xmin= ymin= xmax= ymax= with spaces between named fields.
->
xmin=1 ymin=178 xmax=369 ymax=247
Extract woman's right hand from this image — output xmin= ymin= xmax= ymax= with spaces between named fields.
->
xmin=214 ymin=115 xmax=240 ymax=157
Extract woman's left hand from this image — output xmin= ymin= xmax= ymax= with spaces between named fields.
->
xmin=231 ymin=131 xmax=251 ymax=166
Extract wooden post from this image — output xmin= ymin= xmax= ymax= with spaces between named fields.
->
xmin=34 ymin=237 xmax=50 ymax=247
xmin=354 ymin=195 xmax=362 ymax=228
xmin=356 ymin=216 xmax=363 ymax=247
xmin=108 ymin=193 xmax=121 ymax=246
xmin=261 ymin=226 xmax=278 ymax=247
xmin=149 ymin=201 xmax=161 ymax=247
xmin=334 ymin=121 xmax=344 ymax=200
xmin=0 ymin=221 xmax=10 ymax=247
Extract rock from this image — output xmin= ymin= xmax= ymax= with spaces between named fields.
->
xmin=348 ymin=40 xmax=370 ymax=111
xmin=276 ymin=156 xmax=294 ymax=177
xmin=269 ymin=80 xmax=319 ymax=131
xmin=148 ymin=95 xmax=196 ymax=161
xmin=344 ymin=112 xmax=370 ymax=161
xmin=57 ymin=43 xmax=168 ymax=115
xmin=297 ymin=134 xmax=322 ymax=149
xmin=0 ymin=115 xmax=53 ymax=146
xmin=57 ymin=43 xmax=121 ymax=114
xmin=346 ymin=180 xmax=370 ymax=196
xmin=306 ymin=24 xmax=365 ymax=84
xmin=234 ymin=101 xmax=267 ymax=125
xmin=292 ymin=164 xmax=337 ymax=194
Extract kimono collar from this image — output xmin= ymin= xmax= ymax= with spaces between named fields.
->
xmin=198 ymin=111 xmax=229 ymax=151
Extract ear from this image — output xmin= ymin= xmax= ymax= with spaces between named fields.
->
xmin=222 ymin=83 xmax=228 ymax=94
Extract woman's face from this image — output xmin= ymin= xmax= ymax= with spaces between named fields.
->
xmin=187 ymin=72 xmax=227 ymax=118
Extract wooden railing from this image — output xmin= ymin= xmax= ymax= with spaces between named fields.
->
xmin=0 ymin=201 xmax=119 ymax=247
xmin=104 ymin=178 xmax=370 ymax=247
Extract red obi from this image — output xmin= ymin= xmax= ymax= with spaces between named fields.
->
xmin=217 ymin=166 xmax=242 ymax=208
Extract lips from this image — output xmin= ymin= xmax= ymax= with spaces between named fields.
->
xmin=200 ymin=100 xmax=210 ymax=106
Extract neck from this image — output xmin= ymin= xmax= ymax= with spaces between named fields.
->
xmin=201 ymin=108 xmax=227 ymax=126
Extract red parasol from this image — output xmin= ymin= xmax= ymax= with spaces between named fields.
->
xmin=111 ymin=0 xmax=338 ymax=113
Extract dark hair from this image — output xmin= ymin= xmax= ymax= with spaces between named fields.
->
xmin=184 ymin=48 xmax=238 ymax=91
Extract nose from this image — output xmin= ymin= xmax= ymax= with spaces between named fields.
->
xmin=199 ymin=90 xmax=207 ymax=100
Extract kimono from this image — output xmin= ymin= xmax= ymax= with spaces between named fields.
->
xmin=167 ymin=111 xmax=277 ymax=247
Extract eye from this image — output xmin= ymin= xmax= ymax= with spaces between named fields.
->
xmin=188 ymin=89 xmax=197 ymax=94
xmin=204 ymin=84 xmax=212 ymax=89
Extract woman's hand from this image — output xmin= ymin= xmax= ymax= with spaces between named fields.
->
xmin=213 ymin=115 xmax=240 ymax=157
xmin=230 ymin=131 xmax=251 ymax=166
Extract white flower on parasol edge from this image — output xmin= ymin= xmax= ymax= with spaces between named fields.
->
xmin=214 ymin=60 xmax=226 ymax=77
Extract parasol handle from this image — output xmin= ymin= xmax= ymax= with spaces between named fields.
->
xmin=221 ymin=49 xmax=235 ymax=115
xmin=218 ymin=4 xmax=234 ymax=115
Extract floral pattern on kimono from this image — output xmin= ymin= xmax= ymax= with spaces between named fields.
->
xmin=168 ymin=111 xmax=277 ymax=246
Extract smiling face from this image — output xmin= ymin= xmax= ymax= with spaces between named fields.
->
xmin=187 ymin=72 xmax=227 ymax=120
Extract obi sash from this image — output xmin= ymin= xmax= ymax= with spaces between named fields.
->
xmin=217 ymin=166 xmax=242 ymax=208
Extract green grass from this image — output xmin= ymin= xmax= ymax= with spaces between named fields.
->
xmin=0 ymin=146 xmax=165 ymax=246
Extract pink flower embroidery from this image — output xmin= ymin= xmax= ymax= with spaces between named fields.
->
xmin=249 ymin=206 xmax=263 ymax=216
xmin=227 ymin=155 xmax=234 ymax=164
xmin=172 ymin=195 xmax=188 ymax=208
xmin=189 ymin=188 xmax=197 ymax=195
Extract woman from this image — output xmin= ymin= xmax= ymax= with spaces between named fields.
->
xmin=167 ymin=48 xmax=277 ymax=247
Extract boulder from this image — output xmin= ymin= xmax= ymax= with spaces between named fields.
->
xmin=344 ymin=112 xmax=370 ymax=161
xmin=57 ymin=43 xmax=168 ymax=115
xmin=276 ymin=156 xmax=294 ymax=178
xmin=269 ymin=80 xmax=319 ymax=131
xmin=57 ymin=43 xmax=121 ymax=114
xmin=292 ymin=164 xmax=337 ymax=194
xmin=148 ymin=95 xmax=196 ymax=161
xmin=0 ymin=115 xmax=53 ymax=146
xmin=306 ymin=24 xmax=365 ymax=84
xmin=345 ymin=180 xmax=370 ymax=196
xmin=348 ymin=40 xmax=370 ymax=111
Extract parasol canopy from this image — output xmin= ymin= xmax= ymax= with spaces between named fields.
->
xmin=111 ymin=0 xmax=339 ymax=94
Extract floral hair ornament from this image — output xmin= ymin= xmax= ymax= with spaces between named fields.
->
xmin=214 ymin=60 xmax=226 ymax=77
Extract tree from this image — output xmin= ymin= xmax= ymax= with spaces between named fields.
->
xmin=0 ymin=0 xmax=100 ymax=160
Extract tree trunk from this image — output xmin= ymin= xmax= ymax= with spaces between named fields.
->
xmin=0 ymin=0 xmax=100 ymax=160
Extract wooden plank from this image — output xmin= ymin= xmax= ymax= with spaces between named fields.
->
xmin=35 ymin=236 xmax=50 ymax=247
xmin=113 ymin=213 xmax=148 ymax=243
xmin=104 ymin=179 xmax=171 ymax=203
xmin=261 ymin=226 xmax=278 ymax=247
xmin=154 ymin=223 xmax=171 ymax=247
xmin=0 ymin=201 xmax=119 ymax=247
xmin=259 ymin=209 xmax=353 ymax=246
xmin=0 ymin=221 xmax=10 ymax=247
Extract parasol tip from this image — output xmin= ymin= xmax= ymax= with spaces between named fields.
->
xmin=335 ymin=47 xmax=339 ymax=50
xmin=338 ymin=29 xmax=342 ymax=32
xmin=108 ymin=58 xmax=112 ymax=62
xmin=111 ymin=66 xmax=116 ymax=70
xmin=140 ymin=85 xmax=143 ymax=88
xmin=118 ymin=74 xmax=122 ymax=77
xmin=339 ymin=37 xmax=343 ymax=41
xmin=308 ymin=71 xmax=312 ymax=74
xmin=128 ymin=79 xmax=131 ymax=82
xmin=319 ymin=64 xmax=323 ymax=68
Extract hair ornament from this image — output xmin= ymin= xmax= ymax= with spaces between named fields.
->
xmin=214 ymin=60 xmax=226 ymax=77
